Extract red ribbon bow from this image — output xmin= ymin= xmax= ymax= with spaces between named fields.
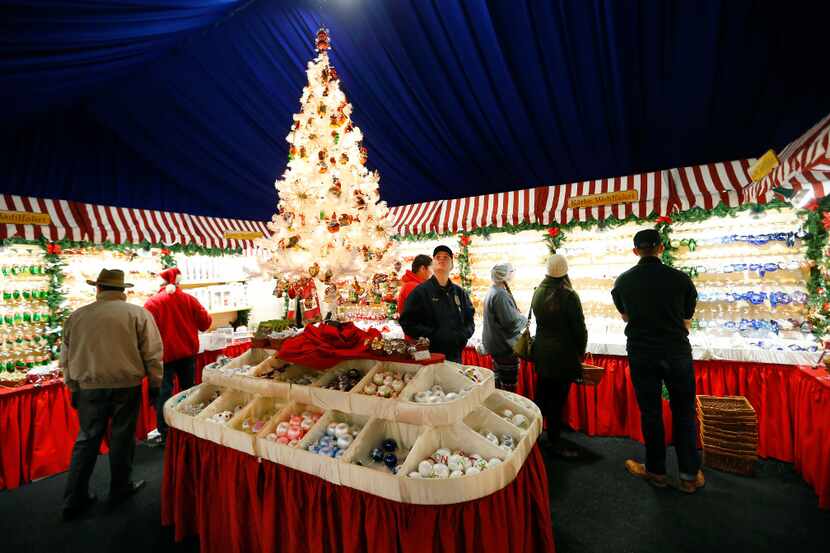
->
xmin=656 ymin=216 xmax=672 ymax=225
xmin=161 ymin=248 xmax=172 ymax=255
xmin=822 ymin=212 xmax=830 ymax=230
xmin=46 ymin=243 xmax=62 ymax=255
xmin=459 ymin=234 xmax=472 ymax=247
xmin=547 ymin=227 xmax=560 ymax=237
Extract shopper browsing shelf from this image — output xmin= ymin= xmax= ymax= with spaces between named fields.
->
xmin=611 ymin=229 xmax=704 ymax=493
xmin=144 ymin=267 xmax=212 ymax=446
xmin=400 ymin=245 xmax=475 ymax=363
xmin=482 ymin=263 xmax=527 ymax=392
xmin=531 ymin=254 xmax=587 ymax=458
xmin=61 ymin=269 xmax=163 ymax=521
xmin=397 ymin=254 xmax=433 ymax=315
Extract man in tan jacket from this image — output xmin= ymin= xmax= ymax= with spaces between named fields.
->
xmin=61 ymin=269 xmax=163 ymax=521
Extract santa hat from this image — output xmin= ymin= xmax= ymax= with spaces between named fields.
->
xmin=160 ymin=267 xmax=182 ymax=294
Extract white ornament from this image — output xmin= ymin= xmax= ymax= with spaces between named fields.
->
xmin=418 ymin=460 xmax=434 ymax=478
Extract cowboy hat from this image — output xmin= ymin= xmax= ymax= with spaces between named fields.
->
xmin=85 ymin=268 xmax=134 ymax=288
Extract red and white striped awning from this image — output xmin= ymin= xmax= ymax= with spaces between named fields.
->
xmin=746 ymin=112 xmax=830 ymax=203
xmin=388 ymin=201 xmax=443 ymax=236
xmin=669 ymin=159 xmax=753 ymax=211
xmin=81 ymin=203 xmax=269 ymax=249
xmin=536 ymin=171 xmax=672 ymax=226
xmin=434 ymin=189 xmax=537 ymax=234
xmin=0 ymin=195 xmax=85 ymax=242
xmin=187 ymin=214 xmax=270 ymax=250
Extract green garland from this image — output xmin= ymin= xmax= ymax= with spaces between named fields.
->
xmin=160 ymin=249 xmax=177 ymax=269
xmin=42 ymin=243 xmax=69 ymax=360
xmin=803 ymin=196 xmax=830 ymax=338
xmin=457 ymin=234 xmax=473 ymax=294
xmin=1 ymin=236 xmax=242 ymax=257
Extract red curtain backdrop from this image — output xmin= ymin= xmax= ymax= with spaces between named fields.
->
xmin=0 ymin=342 xmax=252 ymax=491
xmin=161 ymin=429 xmax=556 ymax=553
xmin=461 ymin=348 xmax=830 ymax=509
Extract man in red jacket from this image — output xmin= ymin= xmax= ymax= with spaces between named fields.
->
xmin=397 ymin=254 xmax=433 ymax=315
xmin=144 ymin=267 xmax=212 ymax=446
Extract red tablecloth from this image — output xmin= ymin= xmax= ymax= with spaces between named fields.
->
xmin=161 ymin=429 xmax=556 ymax=553
xmin=0 ymin=341 xmax=253 ymax=491
xmin=462 ymin=347 xmax=830 ymax=509
xmin=0 ymin=380 xmax=76 ymax=490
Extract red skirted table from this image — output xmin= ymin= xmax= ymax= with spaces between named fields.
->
xmin=0 ymin=341 xmax=253 ymax=491
xmin=461 ymin=347 xmax=830 ymax=509
xmin=0 ymin=380 xmax=77 ymax=490
xmin=162 ymin=429 xmax=556 ymax=553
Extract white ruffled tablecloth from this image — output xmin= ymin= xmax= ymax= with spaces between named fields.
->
xmin=350 ymin=319 xmax=823 ymax=367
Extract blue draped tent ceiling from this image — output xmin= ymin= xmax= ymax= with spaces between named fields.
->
xmin=3 ymin=0 xmax=830 ymax=222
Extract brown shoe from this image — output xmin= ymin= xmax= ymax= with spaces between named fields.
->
xmin=678 ymin=470 xmax=705 ymax=494
xmin=625 ymin=460 xmax=668 ymax=488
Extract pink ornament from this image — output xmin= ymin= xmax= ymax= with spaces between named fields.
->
xmin=287 ymin=427 xmax=302 ymax=440
xmin=276 ymin=422 xmax=289 ymax=437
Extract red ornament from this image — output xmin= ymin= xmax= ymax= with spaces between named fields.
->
xmin=822 ymin=212 xmax=830 ymax=230
xmin=547 ymin=227 xmax=560 ymax=237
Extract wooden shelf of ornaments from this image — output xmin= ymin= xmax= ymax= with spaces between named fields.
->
xmin=163 ymin=347 xmax=542 ymax=505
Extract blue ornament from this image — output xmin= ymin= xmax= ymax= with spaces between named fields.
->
xmin=383 ymin=453 xmax=398 ymax=469
xmin=371 ymin=448 xmax=384 ymax=462
xmin=381 ymin=438 xmax=398 ymax=452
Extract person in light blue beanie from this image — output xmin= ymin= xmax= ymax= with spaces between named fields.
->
xmin=482 ymin=263 xmax=527 ymax=391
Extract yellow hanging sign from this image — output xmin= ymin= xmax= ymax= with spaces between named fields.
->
xmin=749 ymin=149 xmax=780 ymax=182
xmin=567 ymin=189 xmax=639 ymax=209
xmin=223 ymin=231 xmax=264 ymax=240
xmin=0 ymin=210 xmax=52 ymax=226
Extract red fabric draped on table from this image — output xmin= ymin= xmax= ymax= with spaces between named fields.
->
xmin=162 ymin=429 xmax=556 ymax=553
xmin=0 ymin=341 xmax=253 ymax=491
xmin=0 ymin=381 xmax=77 ymax=490
xmin=462 ymin=347 xmax=830 ymax=509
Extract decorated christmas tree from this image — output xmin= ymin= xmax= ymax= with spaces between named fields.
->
xmin=259 ymin=29 xmax=397 ymax=318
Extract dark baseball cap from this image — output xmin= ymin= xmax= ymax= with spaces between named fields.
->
xmin=633 ymin=229 xmax=661 ymax=249
xmin=433 ymin=245 xmax=454 ymax=258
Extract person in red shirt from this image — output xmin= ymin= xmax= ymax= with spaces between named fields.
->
xmin=397 ymin=254 xmax=433 ymax=315
xmin=144 ymin=267 xmax=212 ymax=445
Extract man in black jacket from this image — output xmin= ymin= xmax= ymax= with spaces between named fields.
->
xmin=611 ymin=229 xmax=704 ymax=494
xmin=400 ymin=245 xmax=475 ymax=362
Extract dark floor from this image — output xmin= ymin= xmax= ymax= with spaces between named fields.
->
xmin=1 ymin=432 xmax=828 ymax=553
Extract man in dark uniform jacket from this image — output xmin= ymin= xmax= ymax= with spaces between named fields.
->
xmin=400 ymin=245 xmax=475 ymax=363
xmin=611 ymin=229 xmax=704 ymax=494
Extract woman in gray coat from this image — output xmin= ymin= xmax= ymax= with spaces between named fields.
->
xmin=531 ymin=254 xmax=588 ymax=458
xmin=482 ymin=263 xmax=527 ymax=391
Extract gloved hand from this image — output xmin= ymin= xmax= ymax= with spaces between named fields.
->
xmin=70 ymin=391 xmax=79 ymax=409
xmin=148 ymin=386 xmax=160 ymax=406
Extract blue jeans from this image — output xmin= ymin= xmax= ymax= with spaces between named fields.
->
xmin=628 ymin=353 xmax=700 ymax=481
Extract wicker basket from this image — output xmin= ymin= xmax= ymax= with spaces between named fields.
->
xmin=696 ymin=395 xmax=756 ymax=416
xmin=700 ymin=434 xmax=757 ymax=455
xmin=702 ymin=447 xmax=756 ymax=476
xmin=699 ymin=426 xmax=758 ymax=444
xmin=579 ymin=363 xmax=606 ymax=386
xmin=699 ymin=419 xmax=758 ymax=434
